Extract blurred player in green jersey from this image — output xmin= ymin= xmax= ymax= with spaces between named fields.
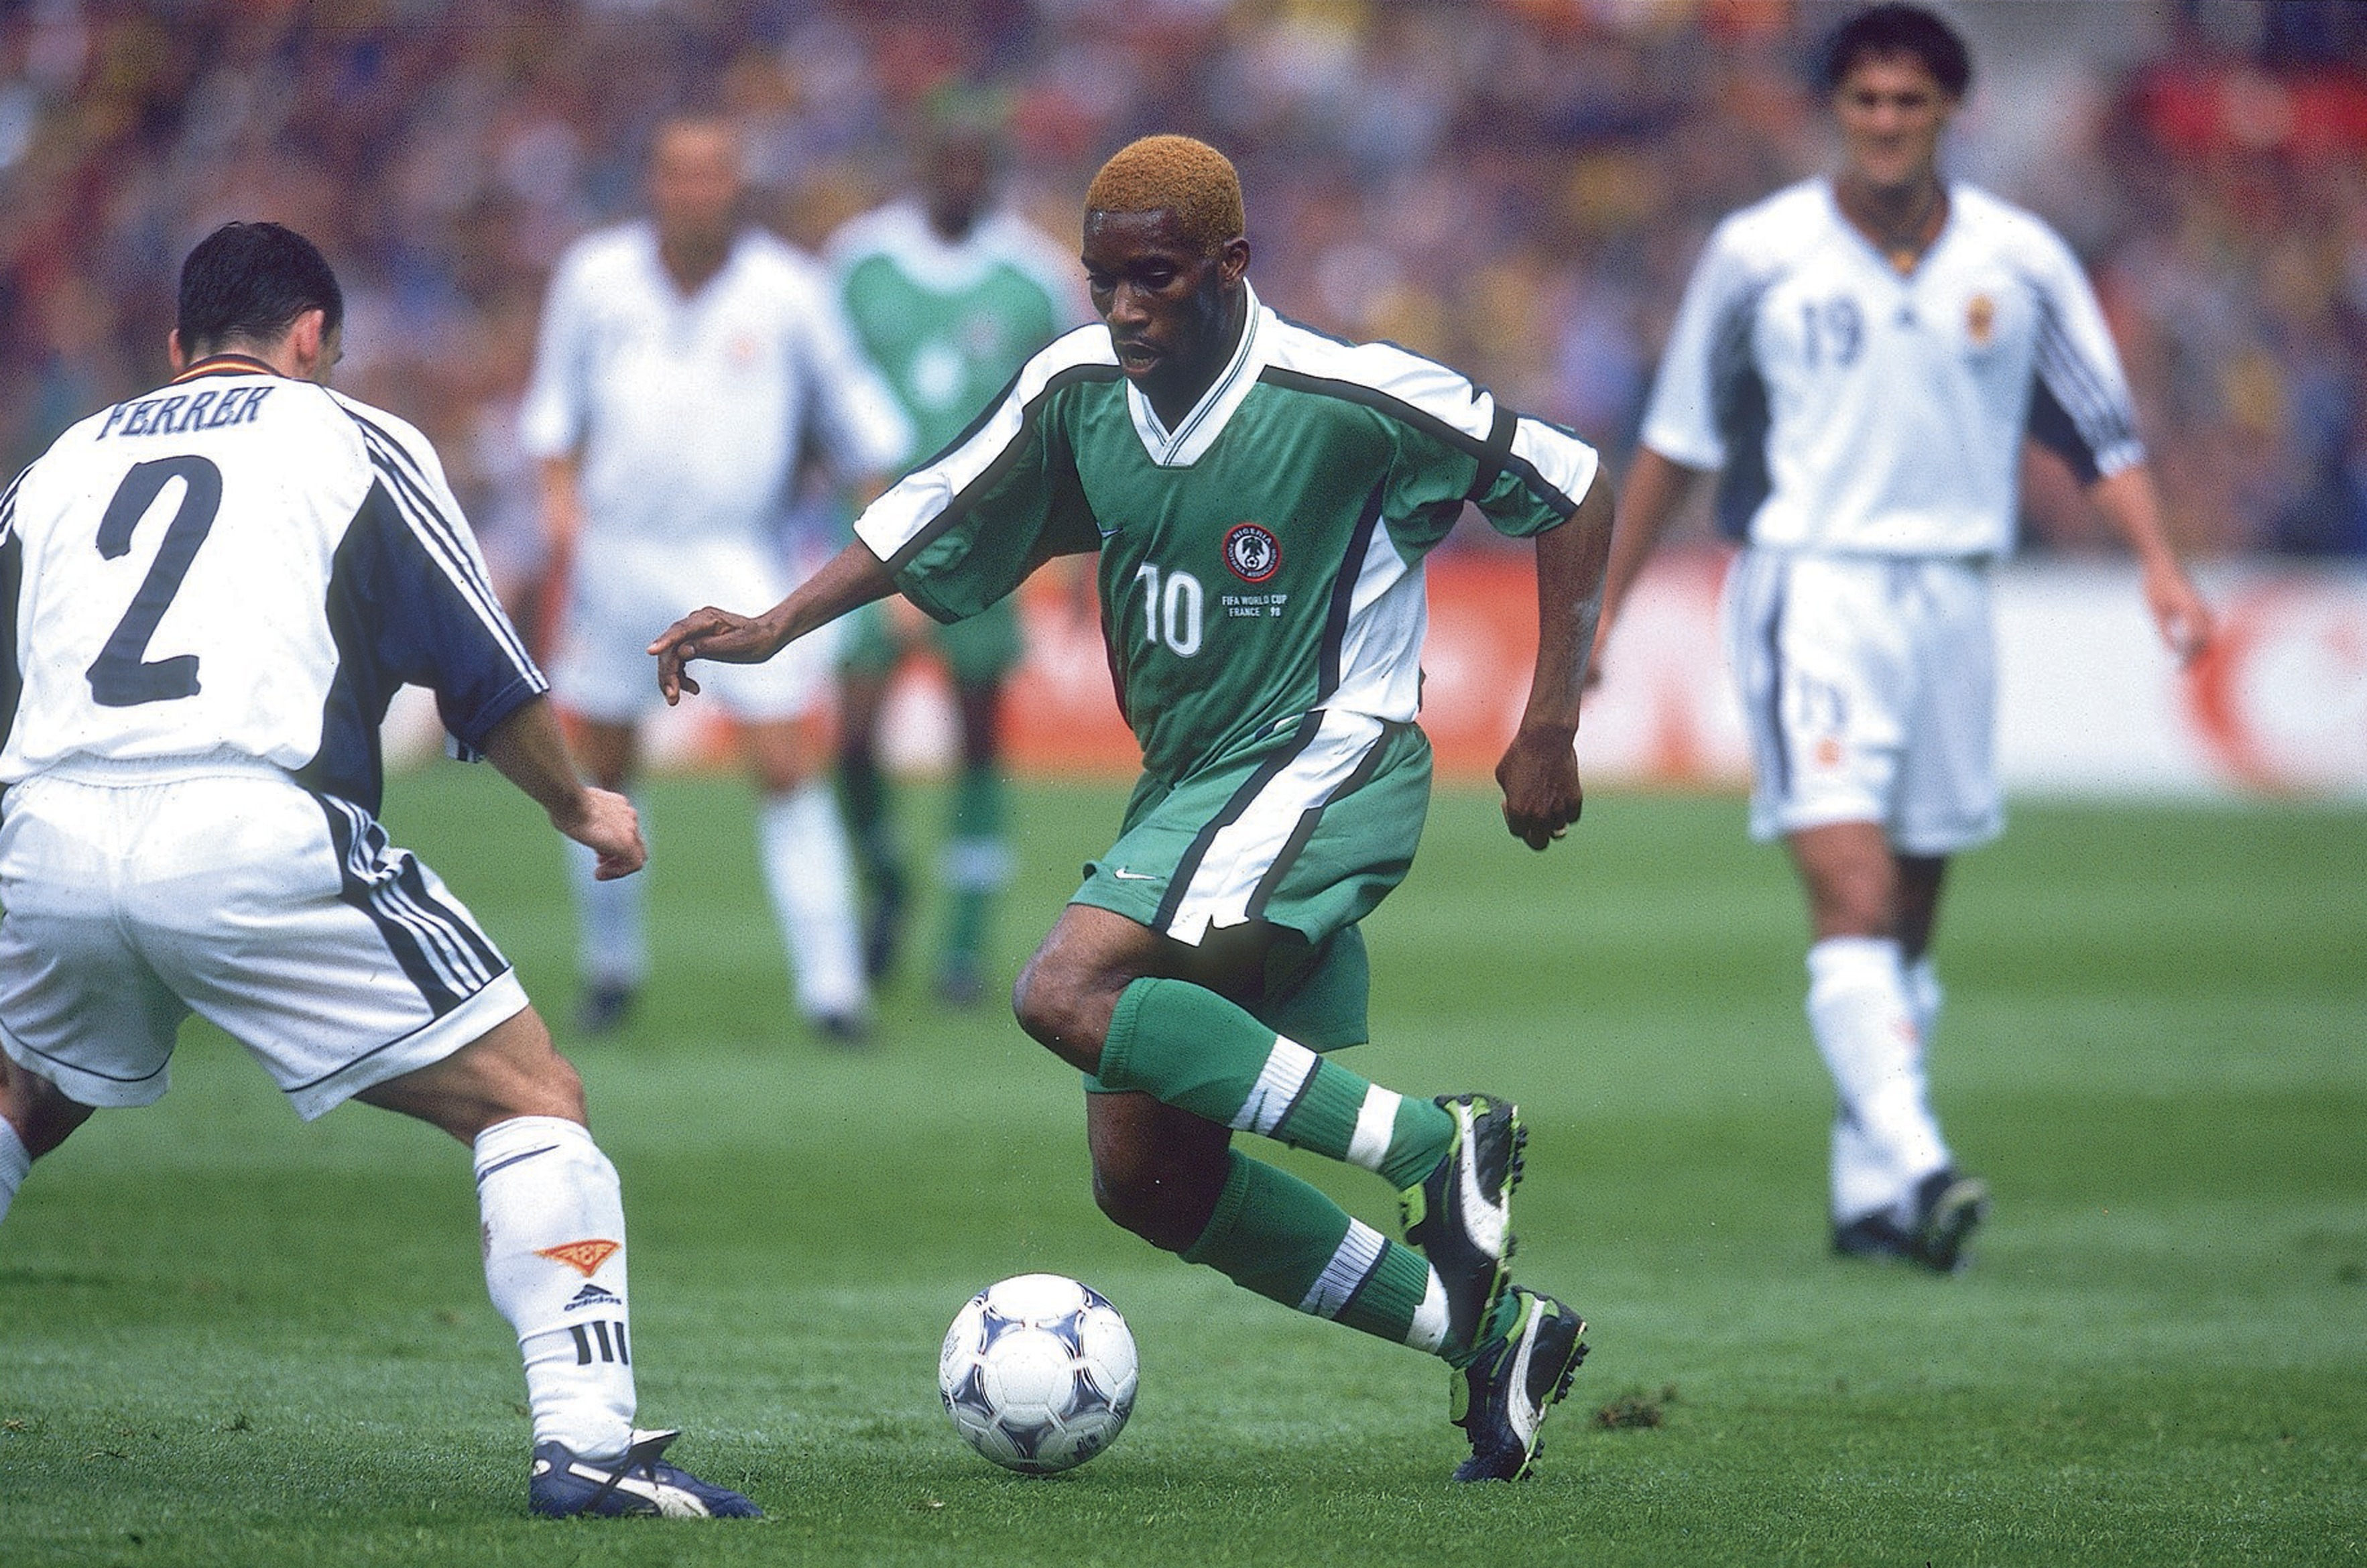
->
xmin=654 ymin=135 xmax=1615 ymax=1482
xmin=826 ymin=116 xmax=1086 ymax=1004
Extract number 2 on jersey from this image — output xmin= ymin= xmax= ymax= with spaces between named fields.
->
xmin=88 ymin=455 xmax=221 ymax=707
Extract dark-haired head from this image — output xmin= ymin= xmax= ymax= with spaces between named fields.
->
xmin=175 ymin=222 xmax=344 ymax=361
xmin=1822 ymin=3 xmax=1972 ymax=100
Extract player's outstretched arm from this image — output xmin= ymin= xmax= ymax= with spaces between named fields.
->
xmin=479 ymin=695 xmax=646 ymax=880
xmin=649 ymin=539 xmax=899 ymax=705
xmin=1498 ymin=471 xmax=1615 ymax=851
xmin=2087 ymin=463 xmax=2214 ymax=664
xmin=1587 ymin=445 xmax=1708 ymax=687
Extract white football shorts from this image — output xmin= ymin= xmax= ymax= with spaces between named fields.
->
xmin=550 ymin=536 xmax=841 ymax=725
xmin=0 ymin=761 xmax=528 ymax=1120
xmin=1720 ymin=549 xmax=2004 ymax=855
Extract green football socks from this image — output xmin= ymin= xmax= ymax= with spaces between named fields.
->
xmin=1182 ymin=1150 xmax=1449 ymax=1351
xmin=940 ymin=764 xmax=1008 ymax=967
xmin=1100 ymin=977 xmax=1455 ymax=1190
xmin=837 ymin=752 xmax=904 ymax=892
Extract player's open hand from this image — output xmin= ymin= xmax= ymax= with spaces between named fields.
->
xmin=649 ymin=605 xmax=784 ymax=705
xmin=1495 ymin=723 xmax=1583 ymax=851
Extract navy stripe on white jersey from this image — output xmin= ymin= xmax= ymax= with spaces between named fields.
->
xmin=317 ymin=793 xmax=503 ymax=1012
xmin=2030 ymin=296 xmax=2139 ymax=471
xmin=339 ymin=404 xmax=541 ymax=680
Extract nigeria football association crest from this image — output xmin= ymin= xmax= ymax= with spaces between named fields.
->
xmin=1224 ymin=522 xmax=1280 ymax=583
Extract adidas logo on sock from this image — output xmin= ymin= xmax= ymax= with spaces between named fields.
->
xmin=564 ymin=1283 xmax=623 ymax=1312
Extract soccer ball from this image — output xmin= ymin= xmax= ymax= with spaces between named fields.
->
xmin=938 ymin=1273 xmax=1138 ymax=1475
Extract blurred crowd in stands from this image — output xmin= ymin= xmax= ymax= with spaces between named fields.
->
xmin=5 ymin=0 xmax=2365 ymax=584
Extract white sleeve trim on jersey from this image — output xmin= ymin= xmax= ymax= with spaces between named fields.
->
xmin=1263 ymin=322 xmax=1599 ymax=518
xmin=334 ymin=397 xmax=546 ymax=688
xmin=854 ymin=323 xmax=1117 ymax=568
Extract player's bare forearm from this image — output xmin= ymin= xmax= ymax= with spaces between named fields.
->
xmin=2087 ymin=463 xmax=2213 ymax=662
xmin=649 ymin=538 xmax=899 ymax=704
xmin=1498 ymin=471 xmax=1614 ymax=851
xmin=535 ymin=455 xmax=585 ymax=552
xmin=1591 ymin=446 xmax=1707 ymax=682
xmin=479 ymin=695 xmax=647 ymax=878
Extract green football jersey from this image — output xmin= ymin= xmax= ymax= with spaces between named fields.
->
xmin=828 ymin=202 xmax=1079 ymax=465
xmin=853 ymin=284 xmax=1601 ymax=784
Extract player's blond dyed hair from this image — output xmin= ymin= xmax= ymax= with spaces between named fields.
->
xmin=1083 ymin=135 xmax=1245 ymax=255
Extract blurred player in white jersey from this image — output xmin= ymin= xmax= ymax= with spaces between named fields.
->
xmin=826 ymin=117 xmax=1086 ymax=1005
xmin=1596 ymin=4 xmax=2213 ymax=1271
xmin=522 ymin=114 xmax=910 ymax=1042
xmin=0 ymin=222 xmax=755 ymax=1517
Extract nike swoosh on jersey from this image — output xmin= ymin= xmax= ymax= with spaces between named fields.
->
xmin=1111 ymin=868 xmax=1156 ymax=881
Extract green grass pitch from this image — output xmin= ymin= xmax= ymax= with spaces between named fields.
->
xmin=3 ymin=769 xmax=2361 ymax=1565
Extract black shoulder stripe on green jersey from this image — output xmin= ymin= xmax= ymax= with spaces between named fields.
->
xmin=1258 ymin=366 xmax=1579 ymax=520
xmin=1242 ymin=718 xmax=1399 ymax=925
xmin=880 ymin=363 xmax=1121 ymax=577
xmin=1463 ymin=404 xmax=1519 ymax=503
xmin=1152 ymin=710 xmax=1326 ymax=934
xmin=1318 ymin=481 xmax=1388 ymax=703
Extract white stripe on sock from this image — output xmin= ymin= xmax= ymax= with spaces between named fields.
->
xmin=1230 ymin=1036 xmax=1319 ymax=1136
xmin=1346 ymin=1086 xmax=1403 ymax=1173
xmin=1298 ymin=1218 xmax=1386 ymax=1319
xmin=1405 ymin=1268 xmax=1449 ymax=1354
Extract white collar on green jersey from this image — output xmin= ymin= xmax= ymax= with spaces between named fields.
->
xmin=1126 ymin=280 xmax=1271 ymax=469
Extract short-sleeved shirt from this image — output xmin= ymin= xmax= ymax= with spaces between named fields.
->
xmin=827 ymin=200 xmax=1085 ymax=467
xmin=519 ymin=223 xmax=910 ymax=552
xmin=1639 ymin=179 xmax=2142 ymax=557
xmin=853 ymin=283 xmax=1600 ymax=786
xmin=0 ymin=361 xmax=544 ymax=815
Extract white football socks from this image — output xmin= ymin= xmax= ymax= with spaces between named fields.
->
xmin=1808 ymin=937 xmax=1949 ymax=1225
xmin=1904 ymin=953 xmax=1943 ymax=1044
xmin=0 ymin=1116 xmax=29 ymax=1223
xmin=565 ymin=808 xmax=646 ymax=993
xmin=474 ymin=1115 xmax=635 ymax=1460
xmin=758 ymin=784 xmax=866 ymax=1021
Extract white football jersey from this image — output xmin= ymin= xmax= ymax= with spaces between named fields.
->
xmin=0 ymin=359 xmax=545 ymax=810
xmin=1640 ymin=179 xmax=2143 ymax=557
xmin=519 ymin=223 xmax=911 ymax=548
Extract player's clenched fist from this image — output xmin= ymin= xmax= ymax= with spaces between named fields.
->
xmin=1495 ymin=725 xmax=1583 ymax=851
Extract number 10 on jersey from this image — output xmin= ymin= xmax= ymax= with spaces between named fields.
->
xmin=1134 ymin=563 xmax=1203 ymax=658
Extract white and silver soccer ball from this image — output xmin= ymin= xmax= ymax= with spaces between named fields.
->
xmin=938 ymin=1273 xmax=1138 ymax=1475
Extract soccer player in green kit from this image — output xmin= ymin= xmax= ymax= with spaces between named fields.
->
xmin=827 ymin=118 xmax=1085 ymax=1004
xmin=653 ymin=135 xmax=1614 ymax=1482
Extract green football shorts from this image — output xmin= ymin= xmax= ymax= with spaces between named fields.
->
xmin=1076 ymin=709 xmax=1433 ymax=1067
xmin=840 ymin=595 xmax=1026 ymax=686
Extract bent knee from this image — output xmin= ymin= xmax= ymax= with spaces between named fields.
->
xmin=1091 ymin=1157 xmax=1208 ymax=1253
xmin=1010 ymin=959 xmax=1113 ymax=1069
